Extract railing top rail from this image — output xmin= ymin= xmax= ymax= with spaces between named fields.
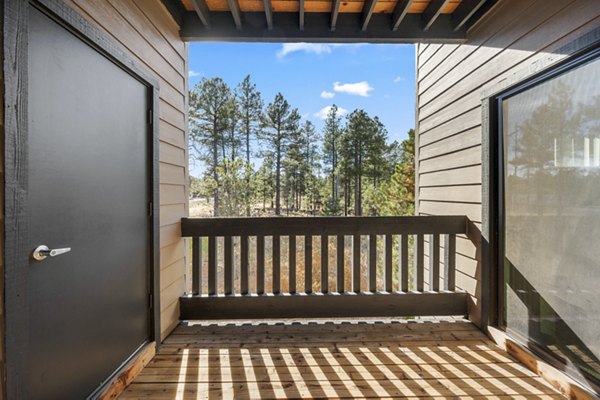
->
xmin=181 ymin=215 xmax=469 ymax=237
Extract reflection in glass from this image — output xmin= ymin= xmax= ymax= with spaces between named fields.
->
xmin=503 ymin=55 xmax=600 ymax=386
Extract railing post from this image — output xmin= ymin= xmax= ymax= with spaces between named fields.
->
xmin=192 ymin=237 xmax=201 ymax=295
xmin=289 ymin=235 xmax=296 ymax=294
xmin=429 ymin=234 xmax=440 ymax=292
xmin=400 ymin=234 xmax=408 ymax=292
xmin=384 ymin=234 xmax=393 ymax=293
xmin=257 ymin=235 xmax=265 ymax=295
xmin=321 ymin=235 xmax=328 ymax=293
xmin=240 ymin=235 xmax=249 ymax=295
xmin=273 ymin=235 xmax=281 ymax=294
xmin=352 ymin=234 xmax=361 ymax=293
xmin=304 ymin=235 xmax=312 ymax=294
xmin=368 ymin=235 xmax=377 ymax=292
xmin=224 ymin=236 xmax=233 ymax=295
xmin=444 ymin=234 xmax=456 ymax=291
xmin=208 ymin=236 xmax=217 ymax=296
xmin=336 ymin=235 xmax=345 ymax=293
xmin=415 ymin=234 xmax=424 ymax=292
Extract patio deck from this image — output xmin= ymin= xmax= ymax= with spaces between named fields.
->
xmin=119 ymin=318 xmax=563 ymax=399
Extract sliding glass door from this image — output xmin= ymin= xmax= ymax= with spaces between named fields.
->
xmin=499 ymin=47 xmax=600 ymax=386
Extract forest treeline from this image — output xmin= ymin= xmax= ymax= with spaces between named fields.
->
xmin=189 ymin=75 xmax=414 ymax=217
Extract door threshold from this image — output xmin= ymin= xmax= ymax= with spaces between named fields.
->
xmin=94 ymin=341 xmax=156 ymax=400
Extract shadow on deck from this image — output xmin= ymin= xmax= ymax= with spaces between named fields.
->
xmin=120 ymin=318 xmax=562 ymax=399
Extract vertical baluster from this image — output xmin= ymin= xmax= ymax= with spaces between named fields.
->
xmin=336 ymin=235 xmax=345 ymax=293
xmin=224 ymin=236 xmax=233 ymax=295
xmin=400 ymin=235 xmax=408 ymax=292
xmin=208 ymin=236 xmax=217 ymax=295
xmin=415 ymin=234 xmax=424 ymax=292
xmin=353 ymin=234 xmax=361 ymax=293
xmin=321 ymin=235 xmax=328 ymax=293
xmin=240 ymin=235 xmax=249 ymax=295
xmin=368 ymin=235 xmax=377 ymax=292
xmin=192 ymin=237 xmax=201 ymax=295
xmin=429 ymin=234 xmax=440 ymax=292
xmin=305 ymin=236 xmax=312 ymax=293
xmin=289 ymin=235 xmax=296 ymax=294
xmin=257 ymin=235 xmax=265 ymax=295
xmin=444 ymin=234 xmax=456 ymax=291
xmin=273 ymin=235 xmax=281 ymax=294
xmin=385 ymin=234 xmax=393 ymax=293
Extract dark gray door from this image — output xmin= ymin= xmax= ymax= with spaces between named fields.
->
xmin=27 ymin=7 xmax=150 ymax=399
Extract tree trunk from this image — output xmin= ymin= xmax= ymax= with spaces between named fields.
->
xmin=275 ymin=142 xmax=281 ymax=215
xmin=245 ymin=121 xmax=251 ymax=216
xmin=354 ymin=153 xmax=362 ymax=216
xmin=213 ymin=137 xmax=219 ymax=217
xmin=343 ymin=181 xmax=348 ymax=216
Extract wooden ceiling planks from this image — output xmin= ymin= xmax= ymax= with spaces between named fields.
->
xmin=172 ymin=0 xmax=498 ymax=42
xmin=183 ymin=0 xmax=461 ymax=14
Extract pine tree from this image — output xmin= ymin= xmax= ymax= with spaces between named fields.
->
xmin=339 ymin=110 xmax=388 ymax=216
xmin=261 ymin=93 xmax=301 ymax=215
xmin=235 ymin=75 xmax=263 ymax=215
xmin=302 ymin=120 xmax=321 ymax=214
xmin=370 ymin=129 xmax=415 ymax=216
xmin=283 ymin=124 xmax=305 ymax=212
xmin=189 ymin=77 xmax=232 ymax=216
xmin=255 ymin=155 xmax=275 ymax=212
xmin=322 ymin=105 xmax=343 ymax=214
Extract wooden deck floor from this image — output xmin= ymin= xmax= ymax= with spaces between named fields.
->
xmin=120 ymin=318 xmax=563 ymax=399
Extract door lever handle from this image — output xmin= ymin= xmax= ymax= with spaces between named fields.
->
xmin=33 ymin=245 xmax=72 ymax=261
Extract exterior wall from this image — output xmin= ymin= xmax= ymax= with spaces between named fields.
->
xmin=64 ymin=0 xmax=189 ymax=340
xmin=0 ymin=1 xmax=5 ymax=396
xmin=415 ymin=0 xmax=600 ymax=326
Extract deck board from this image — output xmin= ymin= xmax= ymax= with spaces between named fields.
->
xmin=120 ymin=318 xmax=562 ymax=399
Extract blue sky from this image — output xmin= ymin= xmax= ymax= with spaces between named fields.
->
xmin=188 ymin=43 xmax=415 ymax=175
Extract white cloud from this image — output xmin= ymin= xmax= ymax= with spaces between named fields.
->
xmin=333 ymin=81 xmax=374 ymax=97
xmin=188 ymin=70 xmax=202 ymax=78
xmin=276 ymin=43 xmax=367 ymax=59
xmin=314 ymin=105 xmax=348 ymax=120
xmin=393 ymin=76 xmax=405 ymax=83
xmin=277 ymin=43 xmax=332 ymax=58
xmin=320 ymin=91 xmax=335 ymax=99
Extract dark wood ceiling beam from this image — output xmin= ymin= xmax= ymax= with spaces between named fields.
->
xmin=226 ymin=0 xmax=243 ymax=29
xmin=160 ymin=0 xmax=186 ymax=27
xmin=330 ymin=0 xmax=342 ymax=31
xmin=391 ymin=0 xmax=413 ymax=31
xmin=190 ymin=0 xmax=211 ymax=28
xmin=181 ymin=12 xmax=468 ymax=42
xmin=360 ymin=0 xmax=377 ymax=31
xmin=452 ymin=0 xmax=487 ymax=31
xmin=422 ymin=0 xmax=451 ymax=32
xmin=264 ymin=0 xmax=274 ymax=29
xmin=299 ymin=0 xmax=305 ymax=30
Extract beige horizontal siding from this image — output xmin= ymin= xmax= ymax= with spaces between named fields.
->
xmin=68 ymin=0 xmax=188 ymax=341
xmin=415 ymin=0 xmax=600 ymax=326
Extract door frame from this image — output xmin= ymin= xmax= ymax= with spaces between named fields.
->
xmin=3 ymin=0 xmax=161 ymax=398
xmin=493 ymin=41 xmax=600 ymax=331
xmin=480 ymin=26 xmax=600 ymax=334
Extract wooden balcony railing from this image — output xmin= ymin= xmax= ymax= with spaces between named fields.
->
xmin=180 ymin=216 xmax=473 ymax=319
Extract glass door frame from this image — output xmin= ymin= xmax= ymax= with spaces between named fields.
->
xmin=494 ymin=42 xmax=600 ymax=382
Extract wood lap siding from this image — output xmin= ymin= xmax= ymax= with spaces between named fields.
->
xmin=415 ymin=0 xmax=600 ymax=325
xmin=0 ymin=2 xmax=5 ymax=396
xmin=65 ymin=0 xmax=188 ymax=340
